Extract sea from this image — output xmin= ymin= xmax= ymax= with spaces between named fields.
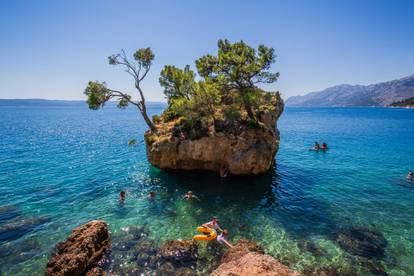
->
xmin=0 ymin=103 xmax=413 ymax=275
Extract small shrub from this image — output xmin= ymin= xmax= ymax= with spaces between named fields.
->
xmin=152 ymin=114 xmax=161 ymax=124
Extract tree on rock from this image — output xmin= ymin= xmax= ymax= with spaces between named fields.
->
xmin=196 ymin=39 xmax=279 ymax=120
xmin=84 ymin=48 xmax=157 ymax=132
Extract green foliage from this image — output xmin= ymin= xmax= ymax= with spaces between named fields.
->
xmin=144 ymin=134 xmax=156 ymax=146
xmin=223 ymin=105 xmax=242 ymax=121
xmin=133 ymin=48 xmax=155 ymax=67
xmin=84 ymin=81 xmax=110 ymax=110
xmin=152 ymin=114 xmax=161 ymax=124
xmin=195 ymin=39 xmax=279 ymax=119
xmin=172 ymin=117 xmax=210 ymax=140
xmin=159 ymin=65 xmax=196 ymax=103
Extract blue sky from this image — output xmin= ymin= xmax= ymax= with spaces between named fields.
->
xmin=0 ymin=0 xmax=413 ymax=101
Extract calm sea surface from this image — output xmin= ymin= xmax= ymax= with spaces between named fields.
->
xmin=0 ymin=104 xmax=414 ymax=275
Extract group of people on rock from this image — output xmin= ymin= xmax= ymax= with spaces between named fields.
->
xmin=313 ymin=141 xmax=328 ymax=151
xmin=118 ymin=190 xmax=233 ymax=248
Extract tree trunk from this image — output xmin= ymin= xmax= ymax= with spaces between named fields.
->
xmin=139 ymin=103 xmax=157 ymax=133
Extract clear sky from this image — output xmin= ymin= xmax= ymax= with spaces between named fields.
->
xmin=0 ymin=0 xmax=413 ymax=101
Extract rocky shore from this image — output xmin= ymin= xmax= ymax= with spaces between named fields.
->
xmin=45 ymin=220 xmax=299 ymax=276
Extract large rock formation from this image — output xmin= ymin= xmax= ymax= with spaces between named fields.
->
xmin=211 ymin=239 xmax=299 ymax=276
xmin=146 ymin=99 xmax=284 ymax=176
xmin=45 ymin=220 xmax=109 ymax=276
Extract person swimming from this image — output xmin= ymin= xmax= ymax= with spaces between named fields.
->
xmin=313 ymin=142 xmax=320 ymax=151
xmin=119 ymin=191 xmax=126 ymax=203
xmin=148 ymin=191 xmax=156 ymax=199
xmin=321 ymin=142 xmax=328 ymax=150
xmin=407 ymin=171 xmax=414 ymax=180
xmin=183 ymin=191 xmax=200 ymax=201
xmin=216 ymin=229 xmax=233 ymax=248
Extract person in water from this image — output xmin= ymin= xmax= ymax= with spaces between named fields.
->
xmin=183 ymin=191 xmax=200 ymax=201
xmin=203 ymin=216 xmax=223 ymax=232
xmin=314 ymin=142 xmax=320 ymax=151
xmin=119 ymin=191 xmax=126 ymax=203
xmin=217 ymin=229 xmax=233 ymax=248
xmin=321 ymin=142 xmax=328 ymax=150
xmin=148 ymin=191 xmax=156 ymax=199
xmin=407 ymin=171 xmax=414 ymax=180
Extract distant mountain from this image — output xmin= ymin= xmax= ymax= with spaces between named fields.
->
xmin=286 ymin=74 xmax=414 ymax=107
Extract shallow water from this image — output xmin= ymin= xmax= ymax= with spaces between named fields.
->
xmin=0 ymin=104 xmax=414 ymax=275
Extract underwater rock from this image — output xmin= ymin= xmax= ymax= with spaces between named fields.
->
xmin=358 ymin=258 xmax=387 ymax=276
xmin=304 ymin=266 xmax=358 ymax=276
xmin=0 ymin=216 xmax=50 ymax=242
xmin=158 ymin=239 xmax=198 ymax=266
xmin=297 ymin=240 xmax=327 ymax=257
xmin=0 ymin=205 xmax=20 ymax=223
xmin=45 ymin=220 xmax=110 ymax=276
xmin=146 ymin=98 xmax=284 ymax=176
xmin=336 ymin=227 xmax=387 ymax=259
xmin=211 ymin=238 xmax=299 ymax=276
xmin=156 ymin=261 xmax=176 ymax=275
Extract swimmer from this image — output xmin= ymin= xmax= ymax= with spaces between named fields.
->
xmin=148 ymin=191 xmax=156 ymax=199
xmin=321 ymin=142 xmax=328 ymax=150
xmin=216 ymin=229 xmax=233 ymax=248
xmin=407 ymin=171 xmax=414 ymax=180
xmin=119 ymin=191 xmax=126 ymax=203
xmin=183 ymin=191 xmax=200 ymax=201
xmin=314 ymin=142 xmax=320 ymax=151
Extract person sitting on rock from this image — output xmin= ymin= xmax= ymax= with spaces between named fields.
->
xmin=183 ymin=191 xmax=200 ymax=201
xmin=407 ymin=171 xmax=414 ymax=180
xmin=216 ymin=229 xmax=233 ymax=248
xmin=203 ymin=216 xmax=223 ymax=232
xmin=314 ymin=142 xmax=320 ymax=151
xmin=321 ymin=142 xmax=328 ymax=150
xmin=119 ymin=191 xmax=126 ymax=203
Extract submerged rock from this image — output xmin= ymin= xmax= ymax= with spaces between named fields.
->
xmin=0 ymin=216 xmax=50 ymax=242
xmin=336 ymin=227 xmax=387 ymax=260
xmin=45 ymin=220 xmax=110 ymax=276
xmin=0 ymin=205 xmax=20 ymax=223
xmin=211 ymin=238 xmax=299 ymax=276
xmin=304 ymin=266 xmax=358 ymax=276
xmin=297 ymin=240 xmax=327 ymax=257
xmin=158 ymin=239 xmax=198 ymax=267
xmin=146 ymin=98 xmax=284 ymax=176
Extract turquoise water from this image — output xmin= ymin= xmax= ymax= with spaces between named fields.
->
xmin=0 ymin=104 xmax=414 ymax=275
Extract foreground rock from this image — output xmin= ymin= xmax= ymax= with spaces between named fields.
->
xmin=46 ymin=220 xmax=109 ymax=276
xmin=211 ymin=239 xmax=299 ymax=276
xmin=146 ymin=96 xmax=284 ymax=176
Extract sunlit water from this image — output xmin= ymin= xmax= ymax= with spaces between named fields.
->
xmin=0 ymin=104 xmax=414 ymax=275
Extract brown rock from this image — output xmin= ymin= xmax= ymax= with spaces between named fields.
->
xmin=146 ymin=99 xmax=283 ymax=176
xmin=221 ymin=238 xmax=264 ymax=264
xmin=45 ymin=220 xmax=110 ymax=276
xmin=211 ymin=238 xmax=299 ymax=276
xmin=85 ymin=267 xmax=105 ymax=276
xmin=211 ymin=252 xmax=300 ymax=276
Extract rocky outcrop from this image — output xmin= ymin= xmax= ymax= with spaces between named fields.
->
xmin=156 ymin=239 xmax=198 ymax=275
xmin=146 ymin=101 xmax=284 ymax=176
xmin=211 ymin=239 xmax=299 ymax=276
xmin=45 ymin=220 xmax=110 ymax=276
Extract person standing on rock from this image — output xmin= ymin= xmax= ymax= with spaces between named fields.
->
xmin=216 ymin=229 xmax=234 ymax=248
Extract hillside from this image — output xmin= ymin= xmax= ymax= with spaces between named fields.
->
xmin=286 ymin=74 xmax=414 ymax=107
xmin=389 ymin=97 xmax=414 ymax=107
